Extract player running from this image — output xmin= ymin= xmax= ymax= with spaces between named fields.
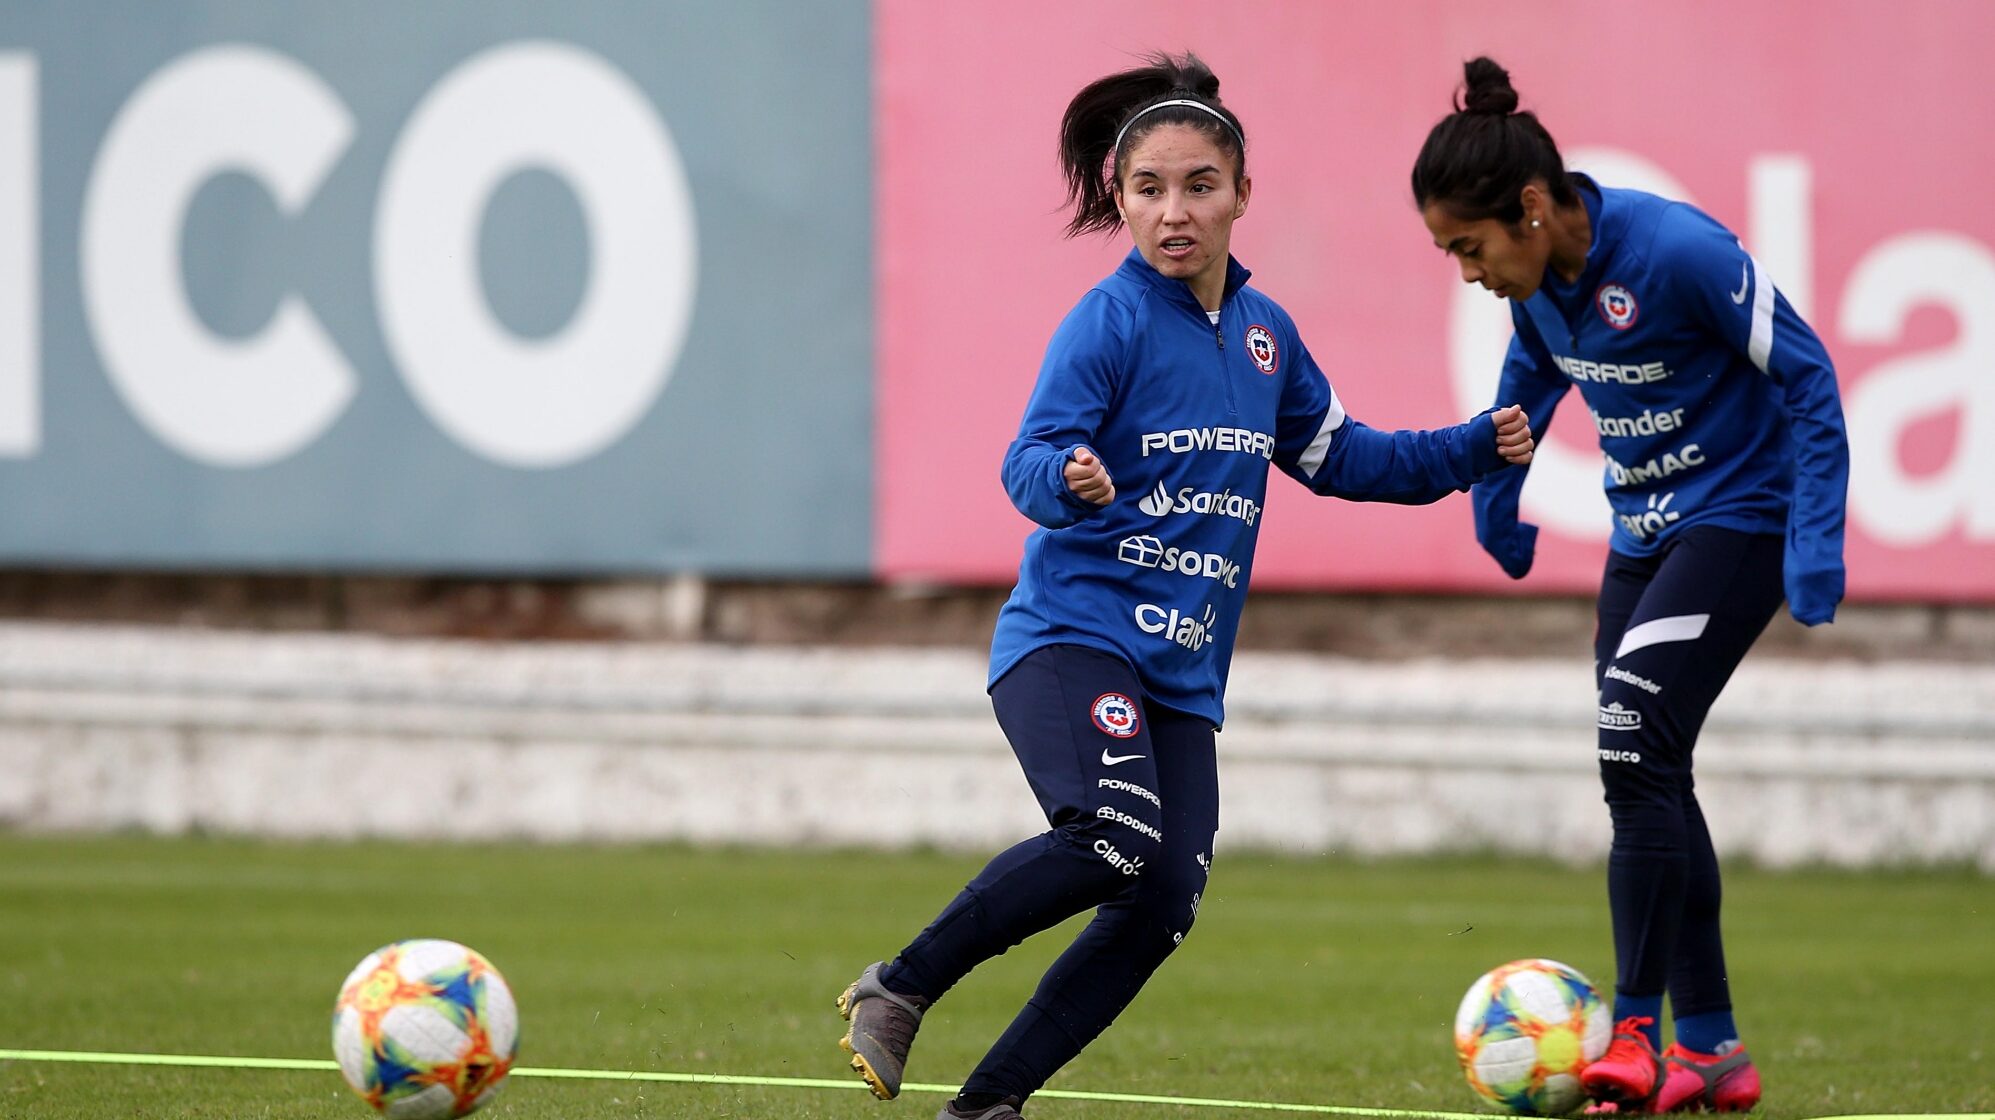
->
xmin=1411 ymin=56 xmax=1850 ymax=1114
xmin=836 ymin=51 xmax=1534 ymax=1120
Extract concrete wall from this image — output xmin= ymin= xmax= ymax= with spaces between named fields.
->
xmin=2 ymin=621 xmax=1990 ymax=870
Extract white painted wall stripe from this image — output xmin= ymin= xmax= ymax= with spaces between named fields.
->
xmin=0 ymin=54 xmax=37 ymax=458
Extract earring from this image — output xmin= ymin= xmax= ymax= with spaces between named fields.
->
xmin=1530 ymin=219 xmax=1542 ymax=229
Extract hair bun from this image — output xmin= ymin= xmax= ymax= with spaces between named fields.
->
xmin=1460 ymin=56 xmax=1519 ymax=115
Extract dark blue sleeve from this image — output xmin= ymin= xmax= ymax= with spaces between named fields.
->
xmin=1273 ymin=332 xmax=1510 ymax=505
xmin=1471 ymin=319 xmax=1572 ymax=579
xmin=1000 ymin=289 xmax=1126 ymax=529
xmin=1658 ymin=205 xmax=1849 ymax=624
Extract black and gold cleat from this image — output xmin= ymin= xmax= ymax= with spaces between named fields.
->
xmin=836 ymin=961 xmax=928 ymax=1100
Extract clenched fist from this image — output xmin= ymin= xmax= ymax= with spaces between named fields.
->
xmin=1492 ymin=404 xmax=1535 ymax=465
xmin=1064 ymin=446 xmax=1115 ymax=505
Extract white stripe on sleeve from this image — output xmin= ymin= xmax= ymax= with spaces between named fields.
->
xmin=1746 ymin=252 xmax=1774 ymax=373
xmin=1297 ymin=389 xmax=1347 ymax=478
xmin=1615 ymin=613 xmax=1711 ymax=659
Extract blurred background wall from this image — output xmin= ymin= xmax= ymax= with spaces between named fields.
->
xmin=2 ymin=1 xmax=1991 ymax=864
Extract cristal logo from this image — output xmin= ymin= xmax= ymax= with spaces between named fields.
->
xmin=1137 ymin=481 xmax=1262 ymax=525
xmin=1598 ymin=701 xmax=1643 ymax=731
xmin=1117 ymin=535 xmax=1240 ymax=588
xmin=1134 ymin=601 xmax=1217 ymax=650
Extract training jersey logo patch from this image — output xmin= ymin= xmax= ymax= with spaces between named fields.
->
xmin=1596 ymin=283 xmax=1639 ymax=330
xmin=1091 ymin=693 xmax=1140 ymax=738
xmin=1244 ymin=324 xmax=1279 ymax=374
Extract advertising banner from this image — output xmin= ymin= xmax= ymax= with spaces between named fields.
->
xmin=0 ymin=1 xmax=873 ymax=575
xmin=876 ymin=0 xmax=1995 ymax=601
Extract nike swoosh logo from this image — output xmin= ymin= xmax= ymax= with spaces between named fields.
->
xmin=1730 ymin=261 xmax=1749 ymax=305
xmin=1100 ymin=749 xmax=1146 ymax=766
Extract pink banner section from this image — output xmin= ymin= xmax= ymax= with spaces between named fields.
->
xmin=876 ymin=1 xmax=1995 ymax=601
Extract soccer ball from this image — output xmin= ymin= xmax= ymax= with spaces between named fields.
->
xmin=1454 ymin=958 xmax=1610 ymax=1115
xmin=332 ymin=939 xmax=519 ymax=1119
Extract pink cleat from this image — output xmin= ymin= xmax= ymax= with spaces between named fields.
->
xmin=1582 ymin=1017 xmax=1665 ymax=1114
xmin=1655 ymin=1042 xmax=1761 ymax=1112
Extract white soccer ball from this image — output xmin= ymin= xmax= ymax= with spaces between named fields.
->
xmin=1454 ymin=958 xmax=1611 ymax=1114
xmin=331 ymin=939 xmax=519 ymax=1119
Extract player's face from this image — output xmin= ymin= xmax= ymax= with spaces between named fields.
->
xmin=1422 ymin=204 xmax=1548 ymax=302
xmin=1115 ymin=124 xmax=1249 ymax=308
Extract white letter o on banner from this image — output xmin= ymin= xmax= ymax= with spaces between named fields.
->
xmin=375 ymin=40 xmax=697 ymax=468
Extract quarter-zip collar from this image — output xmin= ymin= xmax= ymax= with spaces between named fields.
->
xmin=1113 ymin=246 xmax=1252 ymax=314
xmin=1538 ymin=173 xmax=1619 ymax=315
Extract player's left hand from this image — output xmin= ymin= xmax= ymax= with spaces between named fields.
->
xmin=1492 ymin=404 xmax=1535 ymax=465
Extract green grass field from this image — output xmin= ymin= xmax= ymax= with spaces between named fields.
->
xmin=0 ymin=834 xmax=1989 ymax=1119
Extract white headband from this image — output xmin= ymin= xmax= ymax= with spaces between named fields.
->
xmin=1113 ymin=98 xmax=1245 ymax=155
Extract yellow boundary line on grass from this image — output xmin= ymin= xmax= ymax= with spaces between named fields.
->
xmin=1 ymin=1049 xmax=1990 ymax=1120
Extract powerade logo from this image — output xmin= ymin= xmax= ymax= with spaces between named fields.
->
xmin=1138 ymin=427 xmax=1274 ymax=460
xmin=1117 ymin=535 xmax=1240 ymax=588
xmin=1551 ymin=354 xmax=1673 ymax=385
xmin=1136 ymin=481 xmax=1262 ymax=525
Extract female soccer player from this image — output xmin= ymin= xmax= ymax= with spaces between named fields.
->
xmin=1411 ymin=57 xmax=1850 ymax=1114
xmin=837 ymin=52 xmax=1535 ymax=1120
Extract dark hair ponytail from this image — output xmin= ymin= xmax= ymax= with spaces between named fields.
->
xmin=1411 ymin=57 xmax=1576 ymax=224
xmin=1058 ymin=51 xmax=1247 ymax=238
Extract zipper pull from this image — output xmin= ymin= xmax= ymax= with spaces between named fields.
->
xmin=1215 ymin=325 xmax=1225 ymax=349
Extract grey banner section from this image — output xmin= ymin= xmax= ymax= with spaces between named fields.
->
xmin=4 ymin=622 xmax=1992 ymax=871
xmin=0 ymin=2 xmax=870 ymax=575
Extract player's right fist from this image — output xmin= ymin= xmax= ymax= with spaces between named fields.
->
xmin=1491 ymin=404 xmax=1535 ymax=465
xmin=1064 ymin=446 xmax=1115 ymax=505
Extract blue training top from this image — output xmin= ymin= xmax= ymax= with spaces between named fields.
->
xmin=1471 ymin=178 xmax=1850 ymax=625
xmin=991 ymin=247 xmax=1510 ymax=727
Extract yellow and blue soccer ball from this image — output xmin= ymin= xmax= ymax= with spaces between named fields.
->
xmin=1454 ymin=958 xmax=1610 ymax=1114
xmin=332 ymin=939 xmax=519 ymax=1119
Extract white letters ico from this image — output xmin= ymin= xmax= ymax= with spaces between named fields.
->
xmin=2 ymin=42 xmax=696 ymax=468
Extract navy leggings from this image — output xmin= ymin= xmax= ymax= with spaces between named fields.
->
xmin=1593 ymin=526 xmax=1784 ymax=1018
xmin=881 ymin=644 xmax=1219 ymax=1103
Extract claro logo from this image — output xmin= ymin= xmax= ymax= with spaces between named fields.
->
xmin=0 ymin=42 xmax=698 ymax=468
xmin=1133 ymin=601 xmax=1216 ymax=651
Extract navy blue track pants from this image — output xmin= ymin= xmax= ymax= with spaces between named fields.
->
xmin=1593 ymin=526 xmax=1784 ymax=1017
xmin=881 ymin=644 xmax=1218 ymax=1103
